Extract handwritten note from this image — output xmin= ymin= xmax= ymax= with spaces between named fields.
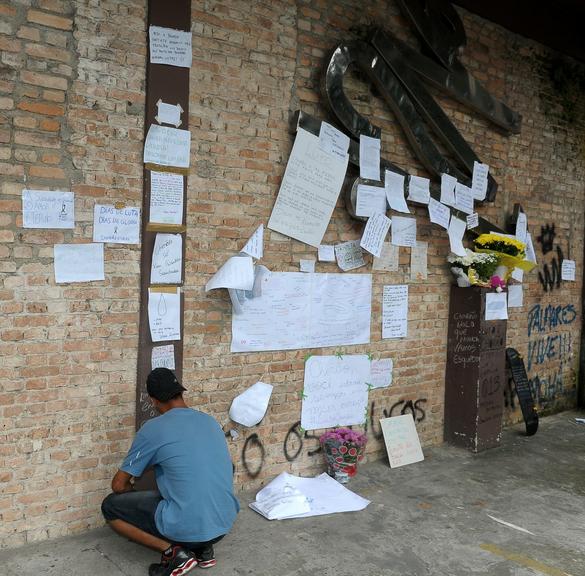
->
xmin=472 ymin=161 xmax=489 ymax=201
xmin=301 ymin=355 xmax=370 ymax=430
xmin=370 ymin=358 xmax=393 ymax=389
xmin=385 ymin=170 xmax=409 ymax=213
xmin=151 ymin=234 xmax=182 ymax=284
xmin=485 ymin=292 xmax=508 ymax=320
xmin=359 ymin=135 xmax=380 ymax=181
xmin=428 ymin=197 xmax=450 ymax=230
xmin=231 ymin=272 xmax=372 ymax=352
xmin=410 ymin=241 xmax=428 ymax=281
xmin=360 ymin=212 xmax=391 ymax=258
xmin=507 ymin=285 xmax=523 ymax=308
xmin=148 ymin=287 xmax=181 ymax=342
xmin=383 ymin=285 xmax=408 ymax=339
xmin=391 ymin=216 xmax=416 ymax=248
xmin=144 ymin=125 xmax=191 ymax=169
xmin=22 ymin=189 xmax=74 ymax=229
xmin=440 ymin=173 xmax=456 ymax=206
xmin=515 ymin=212 xmax=527 ymax=242
xmin=356 ymin=184 xmax=387 ymax=217
xmin=151 ymin=344 xmax=175 ymax=370
xmin=318 ymin=245 xmax=336 ymax=262
xmin=155 ymin=100 xmax=183 ymax=127
xmin=54 ymin=243 xmax=104 ymax=284
xmin=335 ymin=240 xmax=366 ymax=271
xmin=561 ymin=259 xmax=576 ymax=281
xmin=268 ymin=128 xmax=348 ymax=247
xmin=380 ymin=415 xmax=424 ymax=468
xmin=206 ymin=256 xmax=255 ymax=291
xmin=448 ymin=217 xmax=466 ymax=256
xmin=319 ymin=122 xmax=349 ymax=161
xmin=511 ymin=267 xmax=524 ymax=283
xmin=93 ymin=204 xmax=140 ymax=244
xmin=300 ymin=259 xmax=316 ymax=273
xmin=407 ymin=175 xmax=430 ymax=204
xmin=149 ymin=25 xmax=192 ymax=68
xmin=241 ymin=224 xmax=264 ymax=260
xmin=466 ymin=213 xmax=479 ymax=229
xmin=455 ymin=183 xmax=474 ymax=215
xmin=149 ymin=171 xmax=184 ymax=225
xmin=525 ymin=233 xmax=537 ymax=264
xmin=373 ymin=242 xmax=399 ymax=272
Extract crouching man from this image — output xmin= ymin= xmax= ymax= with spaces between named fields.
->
xmin=102 ymin=368 xmax=239 ymax=576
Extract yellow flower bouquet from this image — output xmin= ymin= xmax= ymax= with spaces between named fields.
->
xmin=474 ymin=233 xmax=536 ymax=278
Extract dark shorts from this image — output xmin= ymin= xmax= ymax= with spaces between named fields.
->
xmin=101 ymin=490 xmax=224 ymax=553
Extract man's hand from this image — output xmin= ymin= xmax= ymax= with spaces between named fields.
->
xmin=111 ymin=470 xmax=135 ymax=494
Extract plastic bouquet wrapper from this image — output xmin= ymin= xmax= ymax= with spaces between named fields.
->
xmin=474 ymin=233 xmax=537 ymax=278
xmin=319 ymin=428 xmax=367 ymax=483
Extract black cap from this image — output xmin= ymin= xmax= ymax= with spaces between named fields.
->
xmin=146 ymin=368 xmax=186 ymax=402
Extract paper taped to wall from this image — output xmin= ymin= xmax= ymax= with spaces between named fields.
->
xmin=23 ymin=189 xmax=75 ymax=229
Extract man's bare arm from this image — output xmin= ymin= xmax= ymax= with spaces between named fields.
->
xmin=111 ymin=470 xmax=134 ymax=494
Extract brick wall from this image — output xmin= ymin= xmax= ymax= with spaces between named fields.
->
xmin=1 ymin=0 xmax=583 ymax=547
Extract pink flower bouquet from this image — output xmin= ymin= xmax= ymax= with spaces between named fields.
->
xmin=319 ymin=428 xmax=367 ymax=483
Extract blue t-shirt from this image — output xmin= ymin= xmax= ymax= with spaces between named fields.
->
xmin=121 ymin=408 xmax=239 ymax=542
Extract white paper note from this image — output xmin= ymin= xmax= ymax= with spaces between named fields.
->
xmin=370 ymin=358 xmax=393 ymax=389
xmin=151 ymin=234 xmax=182 ymax=284
xmin=300 ymin=259 xmax=316 ymax=273
xmin=149 ymin=25 xmax=192 ymax=68
xmin=241 ymin=224 xmax=264 ymax=260
xmin=151 ymin=344 xmax=175 ymax=370
xmin=318 ymin=245 xmax=336 ymax=262
xmin=427 ymin=197 xmax=451 ymax=230
xmin=380 ymin=414 xmax=424 ymax=468
xmin=373 ymin=242 xmax=399 ymax=272
xmin=229 ymin=382 xmax=273 ymax=427
xmin=335 ymin=240 xmax=366 ymax=271
xmin=525 ymin=233 xmax=537 ymax=264
xmin=54 ymin=243 xmax=104 ymax=284
xmin=359 ymin=134 xmax=381 ymax=181
xmin=148 ymin=287 xmax=181 ymax=342
xmin=407 ymin=175 xmax=430 ymax=204
xmin=155 ymin=100 xmax=183 ymax=127
xmin=268 ymin=128 xmax=348 ymax=247
xmin=231 ymin=272 xmax=372 ymax=352
xmin=318 ymin=122 xmax=349 ymax=161
xmin=561 ymin=259 xmax=576 ymax=281
xmin=391 ymin=216 xmax=416 ymax=248
xmin=440 ymin=173 xmax=457 ymax=206
xmin=472 ymin=161 xmax=489 ymax=201
xmin=507 ymin=285 xmax=523 ymax=308
xmin=93 ymin=204 xmax=140 ymax=244
xmin=383 ymin=285 xmax=408 ymax=338
xmin=448 ymin=217 xmax=467 ymax=257
xmin=455 ymin=183 xmax=474 ymax=215
xmin=515 ymin=212 xmax=527 ymax=243
xmin=410 ymin=241 xmax=428 ymax=281
xmin=385 ymin=170 xmax=409 ymax=213
xmin=149 ymin=171 xmax=184 ymax=225
xmin=511 ymin=268 xmax=524 ymax=283
xmin=466 ymin=213 xmax=479 ymax=229
xmin=22 ymin=189 xmax=74 ymax=229
xmin=301 ymin=355 xmax=370 ymax=430
xmin=485 ymin=292 xmax=508 ymax=320
xmin=360 ymin=212 xmax=391 ymax=258
xmin=206 ymin=256 xmax=255 ymax=292
xmin=356 ymin=184 xmax=387 ymax=218
xmin=144 ymin=125 xmax=191 ymax=169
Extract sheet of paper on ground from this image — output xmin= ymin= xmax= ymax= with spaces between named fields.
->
xmin=23 ymin=189 xmax=74 ymax=229
xmin=231 ymin=273 xmax=372 ymax=352
xmin=380 ymin=414 xmax=424 ymax=468
xmin=268 ymin=128 xmax=348 ymax=247
xmin=301 ymin=354 xmax=370 ymax=430
xmin=229 ymin=382 xmax=273 ymax=427
xmin=249 ymin=471 xmax=370 ymax=520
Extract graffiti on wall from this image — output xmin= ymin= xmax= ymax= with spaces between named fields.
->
xmin=536 ymin=224 xmax=564 ymax=292
xmin=238 ymin=398 xmax=427 ymax=478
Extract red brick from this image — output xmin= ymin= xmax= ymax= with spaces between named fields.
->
xmin=27 ymin=9 xmax=72 ymax=31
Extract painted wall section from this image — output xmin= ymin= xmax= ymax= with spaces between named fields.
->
xmin=0 ymin=0 xmax=583 ymax=547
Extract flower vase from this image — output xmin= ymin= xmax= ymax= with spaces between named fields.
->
xmin=321 ymin=440 xmax=365 ymax=483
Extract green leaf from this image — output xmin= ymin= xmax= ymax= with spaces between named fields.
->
xmin=367 ymin=352 xmax=373 ymax=361
xmin=335 ymin=351 xmax=343 ymax=359
xmin=304 ymin=354 xmax=313 ymax=362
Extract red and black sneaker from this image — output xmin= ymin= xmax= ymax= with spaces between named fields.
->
xmin=149 ymin=546 xmax=198 ymax=576
xmin=195 ymin=545 xmax=216 ymax=569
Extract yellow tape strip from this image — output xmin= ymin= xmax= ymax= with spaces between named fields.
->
xmin=145 ymin=223 xmax=186 ymax=233
xmin=149 ymin=285 xmax=180 ymax=294
xmin=480 ymin=544 xmax=573 ymax=576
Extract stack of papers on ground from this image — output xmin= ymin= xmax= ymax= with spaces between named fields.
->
xmin=249 ymin=472 xmax=370 ymax=520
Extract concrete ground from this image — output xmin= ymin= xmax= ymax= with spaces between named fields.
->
xmin=3 ymin=411 xmax=585 ymax=576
